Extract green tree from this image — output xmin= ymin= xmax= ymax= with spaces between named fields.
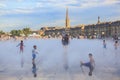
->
xmin=0 ymin=30 xmax=5 ymax=35
xmin=10 ymin=30 xmax=22 ymax=37
xmin=22 ymin=28 xmax=31 ymax=37
xmin=0 ymin=30 xmax=5 ymax=37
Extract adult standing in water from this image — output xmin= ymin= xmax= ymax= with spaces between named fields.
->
xmin=62 ymin=33 xmax=70 ymax=49
xmin=62 ymin=33 xmax=70 ymax=70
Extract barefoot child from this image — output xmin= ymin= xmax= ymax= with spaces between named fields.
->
xmin=16 ymin=40 xmax=25 ymax=53
xmin=32 ymin=45 xmax=39 ymax=64
xmin=80 ymin=53 xmax=95 ymax=76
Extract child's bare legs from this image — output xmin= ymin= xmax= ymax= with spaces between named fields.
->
xmin=32 ymin=59 xmax=35 ymax=64
xmin=89 ymin=66 xmax=94 ymax=76
xmin=20 ymin=47 xmax=23 ymax=53
xmin=80 ymin=61 xmax=93 ymax=76
xmin=32 ymin=54 xmax=36 ymax=64
xmin=32 ymin=62 xmax=37 ymax=77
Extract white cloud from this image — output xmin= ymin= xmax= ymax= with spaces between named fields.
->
xmin=0 ymin=8 xmax=34 ymax=16
xmin=0 ymin=3 xmax=6 ymax=8
xmin=36 ymin=2 xmax=44 ymax=8
xmin=105 ymin=15 xmax=120 ymax=22
xmin=0 ymin=23 xmax=22 ymax=32
xmin=78 ymin=0 xmax=119 ymax=9
xmin=14 ymin=8 xmax=34 ymax=14
xmin=0 ymin=0 xmax=119 ymax=32
xmin=0 ymin=23 xmax=17 ymax=28
xmin=0 ymin=10 xmax=10 ymax=16
xmin=17 ymin=0 xmax=24 ymax=2
xmin=37 ymin=19 xmax=65 ymax=27
xmin=35 ymin=0 xmax=119 ymax=9
xmin=0 ymin=0 xmax=119 ymax=16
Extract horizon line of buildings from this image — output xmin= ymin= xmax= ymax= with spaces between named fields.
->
xmin=39 ymin=8 xmax=120 ymax=39
xmin=0 ymin=8 xmax=120 ymax=39
xmin=40 ymin=20 xmax=120 ymax=39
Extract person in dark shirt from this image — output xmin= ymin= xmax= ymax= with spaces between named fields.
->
xmin=16 ymin=40 xmax=25 ymax=53
xmin=62 ymin=34 xmax=69 ymax=48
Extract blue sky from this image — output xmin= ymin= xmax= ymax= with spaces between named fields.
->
xmin=0 ymin=0 xmax=120 ymax=32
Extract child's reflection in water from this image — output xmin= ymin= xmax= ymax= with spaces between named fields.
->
xmin=32 ymin=63 xmax=37 ymax=77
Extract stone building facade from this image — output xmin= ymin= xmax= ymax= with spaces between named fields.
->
xmin=39 ymin=8 xmax=120 ymax=39
xmin=84 ymin=20 xmax=120 ymax=38
xmin=40 ymin=20 xmax=120 ymax=39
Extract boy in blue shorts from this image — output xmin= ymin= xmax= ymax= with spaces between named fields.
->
xmin=32 ymin=45 xmax=39 ymax=64
xmin=80 ymin=53 xmax=95 ymax=76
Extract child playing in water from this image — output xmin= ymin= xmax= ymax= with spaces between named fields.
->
xmin=103 ymin=40 xmax=107 ymax=49
xmin=80 ymin=53 xmax=95 ymax=76
xmin=32 ymin=45 xmax=39 ymax=64
xmin=16 ymin=40 xmax=25 ymax=53
xmin=114 ymin=40 xmax=119 ymax=50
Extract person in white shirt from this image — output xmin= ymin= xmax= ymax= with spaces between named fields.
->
xmin=32 ymin=45 xmax=39 ymax=64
